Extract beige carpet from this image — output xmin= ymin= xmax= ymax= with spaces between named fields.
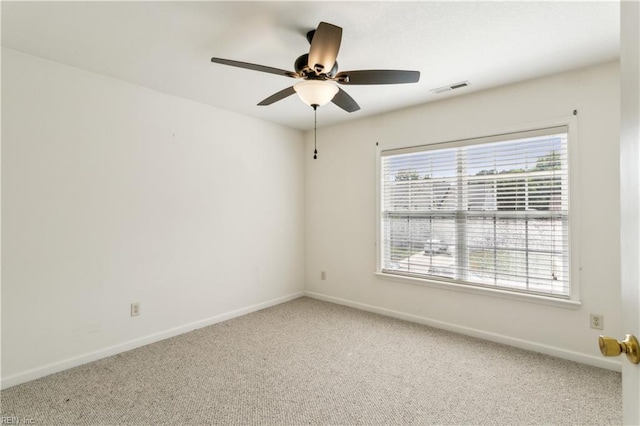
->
xmin=0 ymin=297 xmax=621 ymax=425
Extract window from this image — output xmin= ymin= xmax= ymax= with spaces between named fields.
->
xmin=380 ymin=126 xmax=571 ymax=299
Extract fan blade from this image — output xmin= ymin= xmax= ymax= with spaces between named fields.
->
xmin=258 ymin=86 xmax=297 ymax=106
xmin=211 ymin=58 xmax=298 ymax=78
xmin=308 ymin=22 xmax=342 ymax=75
xmin=331 ymin=88 xmax=360 ymax=113
xmin=335 ymin=70 xmax=420 ymax=85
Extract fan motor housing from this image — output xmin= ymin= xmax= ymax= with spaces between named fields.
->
xmin=295 ymin=54 xmax=338 ymax=78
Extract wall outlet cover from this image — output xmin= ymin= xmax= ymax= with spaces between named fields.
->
xmin=590 ymin=313 xmax=603 ymax=330
xmin=131 ymin=303 xmax=141 ymax=317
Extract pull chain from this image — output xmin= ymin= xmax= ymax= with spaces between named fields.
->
xmin=313 ymin=104 xmax=318 ymax=160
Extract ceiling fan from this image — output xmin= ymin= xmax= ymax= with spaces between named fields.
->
xmin=210 ymin=22 xmax=421 ymax=113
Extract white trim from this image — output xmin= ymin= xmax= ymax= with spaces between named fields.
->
xmin=375 ymin=142 xmax=383 ymax=273
xmin=566 ymin=115 xmax=581 ymax=302
xmin=377 ymin=115 xmax=580 ymax=153
xmin=304 ymin=291 xmax=618 ymax=372
xmin=381 ymin=125 xmax=569 ymax=156
xmin=376 ymin=115 xmax=581 ymax=304
xmin=1 ymin=292 xmax=304 ymax=390
xmin=374 ymin=272 xmax=581 ymax=309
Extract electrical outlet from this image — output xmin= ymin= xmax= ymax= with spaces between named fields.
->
xmin=590 ymin=314 xmax=603 ymax=330
xmin=131 ymin=302 xmax=141 ymax=317
xmin=321 ymin=271 xmax=326 ymax=280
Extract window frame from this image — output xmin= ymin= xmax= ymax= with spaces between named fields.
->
xmin=375 ymin=116 xmax=581 ymax=309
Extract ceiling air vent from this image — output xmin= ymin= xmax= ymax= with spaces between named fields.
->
xmin=431 ymin=81 xmax=470 ymax=94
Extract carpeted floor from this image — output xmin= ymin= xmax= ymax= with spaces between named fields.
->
xmin=0 ymin=297 xmax=621 ymax=425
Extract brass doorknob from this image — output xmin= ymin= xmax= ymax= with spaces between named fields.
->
xmin=598 ymin=334 xmax=640 ymax=364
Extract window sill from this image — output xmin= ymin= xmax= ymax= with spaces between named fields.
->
xmin=374 ymin=272 xmax=582 ymax=310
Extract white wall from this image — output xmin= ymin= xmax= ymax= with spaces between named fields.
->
xmin=1 ymin=46 xmax=621 ymax=390
xmin=1 ymin=48 xmax=305 ymax=387
xmin=305 ymin=61 xmax=621 ymax=369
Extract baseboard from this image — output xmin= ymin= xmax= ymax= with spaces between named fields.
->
xmin=1 ymin=291 xmax=304 ymax=389
xmin=304 ymin=291 xmax=622 ymax=372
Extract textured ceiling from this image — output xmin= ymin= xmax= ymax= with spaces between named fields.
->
xmin=1 ymin=1 xmax=620 ymax=131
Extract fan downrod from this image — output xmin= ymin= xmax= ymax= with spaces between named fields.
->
xmin=306 ymin=29 xmax=316 ymax=44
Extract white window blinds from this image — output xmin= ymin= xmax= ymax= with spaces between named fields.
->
xmin=380 ymin=126 xmax=570 ymax=298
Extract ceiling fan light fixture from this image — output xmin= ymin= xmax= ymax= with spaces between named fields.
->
xmin=211 ymin=22 xmax=419 ymax=114
xmin=294 ymin=80 xmax=338 ymax=107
